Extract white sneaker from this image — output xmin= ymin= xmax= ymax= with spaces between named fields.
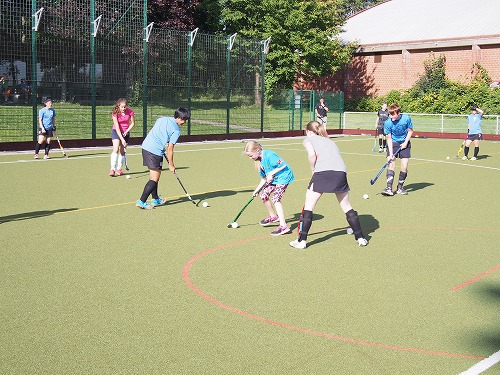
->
xmin=470 ymin=157 xmax=477 ymax=161
xmin=357 ymin=238 xmax=368 ymax=247
xmin=289 ymin=239 xmax=307 ymax=249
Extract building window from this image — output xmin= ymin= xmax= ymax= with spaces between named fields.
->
xmin=374 ymin=54 xmax=382 ymax=63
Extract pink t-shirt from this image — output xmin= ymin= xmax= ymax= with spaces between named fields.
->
xmin=113 ymin=108 xmax=134 ymax=133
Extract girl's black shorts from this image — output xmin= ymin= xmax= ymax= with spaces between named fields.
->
xmin=308 ymin=170 xmax=350 ymax=193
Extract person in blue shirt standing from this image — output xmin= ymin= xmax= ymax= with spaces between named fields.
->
xmin=381 ymin=103 xmax=414 ymax=196
xmin=463 ymin=105 xmax=484 ymax=161
xmin=244 ymin=140 xmax=294 ymax=236
xmin=135 ymin=107 xmax=190 ymax=210
xmin=34 ymin=97 xmax=56 ymax=159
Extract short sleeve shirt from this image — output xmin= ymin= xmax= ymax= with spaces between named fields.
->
xmin=259 ymin=150 xmax=294 ymax=185
xmin=39 ymin=107 xmax=56 ymax=130
xmin=141 ymin=116 xmax=180 ymax=156
xmin=384 ymin=114 xmax=413 ymax=143
xmin=113 ymin=108 xmax=134 ymax=133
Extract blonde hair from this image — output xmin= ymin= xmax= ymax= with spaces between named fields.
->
xmin=244 ymin=140 xmax=263 ymax=172
xmin=112 ymin=98 xmax=127 ymax=116
xmin=306 ymin=120 xmax=328 ymax=138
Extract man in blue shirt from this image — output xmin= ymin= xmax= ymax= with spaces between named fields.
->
xmin=463 ymin=106 xmax=484 ymax=161
xmin=382 ymin=103 xmax=414 ymax=196
xmin=136 ymin=107 xmax=190 ymax=209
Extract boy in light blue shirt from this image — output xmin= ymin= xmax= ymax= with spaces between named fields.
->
xmin=463 ymin=106 xmax=483 ymax=161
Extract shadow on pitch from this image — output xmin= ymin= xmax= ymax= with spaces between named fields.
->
xmin=158 ymin=189 xmax=249 ymax=207
xmin=402 ymin=182 xmax=434 ymax=193
xmin=0 ymin=208 xmax=78 ymax=224
xmin=460 ymin=281 xmax=500 ymax=353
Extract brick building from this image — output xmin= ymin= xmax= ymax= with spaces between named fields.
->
xmin=307 ymin=0 xmax=500 ymax=98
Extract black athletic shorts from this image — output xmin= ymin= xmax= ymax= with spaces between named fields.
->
xmin=308 ymin=170 xmax=350 ymax=193
xmin=111 ymin=129 xmax=130 ymax=142
xmin=38 ymin=128 xmax=53 ymax=137
xmin=377 ymin=127 xmax=385 ymax=135
xmin=142 ymin=148 xmax=163 ymax=170
xmin=467 ymin=133 xmax=482 ymax=141
xmin=388 ymin=141 xmax=411 ymax=159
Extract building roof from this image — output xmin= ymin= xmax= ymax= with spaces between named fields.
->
xmin=340 ymin=0 xmax=500 ymax=52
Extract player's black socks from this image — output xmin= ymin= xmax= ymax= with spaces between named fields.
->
xmin=44 ymin=143 xmax=51 ymax=155
xmin=386 ymin=169 xmax=394 ymax=189
xmin=397 ymin=171 xmax=407 ymax=190
xmin=464 ymin=146 xmax=469 ymax=157
xmin=346 ymin=209 xmax=364 ymax=240
xmin=379 ymin=138 xmax=383 ymax=147
xmin=35 ymin=142 xmax=42 ymax=154
xmin=140 ymin=180 xmax=157 ymax=202
xmin=474 ymin=147 xmax=479 ymax=157
xmin=298 ymin=210 xmax=313 ymax=242
xmin=152 ymin=183 xmax=159 ymax=200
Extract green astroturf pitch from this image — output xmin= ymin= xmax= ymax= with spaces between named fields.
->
xmin=1 ymin=136 xmax=499 ymax=374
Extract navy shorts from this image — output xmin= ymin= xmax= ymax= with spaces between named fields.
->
xmin=111 ymin=129 xmax=130 ymax=142
xmin=377 ymin=127 xmax=385 ymax=135
xmin=142 ymin=149 xmax=163 ymax=170
xmin=308 ymin=170 xmax=350 ymax=193
xmin=38 ymin=128 xmax=53 ymax=137
xmin=388 ymin=141 xmax=411 ymax=159
xmin=467 ymin=133 xmax=482 ymax=141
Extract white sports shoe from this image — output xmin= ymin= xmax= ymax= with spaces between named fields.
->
xmin=289 ymin=239 xmax=307 ymax=249
xmin=357 ymin=238 xmax=368 ymax=247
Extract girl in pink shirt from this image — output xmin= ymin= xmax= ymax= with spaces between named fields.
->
xmin=110 ymin=98 xmax=135 ymax=176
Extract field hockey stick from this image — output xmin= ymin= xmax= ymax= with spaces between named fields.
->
xmin=227 ymin=183 xmax=267 ymax=228
xmin=369 ymin=147 xmax=401 ymax=185
xmin=372 ymin=136 xmax=377 ymax=152
xmin=162 ymin=152 xmax=196 ymax=205
xmin=123 ymin=146 xmax=129 ymax=170
xmin=121 ymin=133 xmax=129 ymax=170
xmin=453 ymin=137 xmax=467 ymax=159
xmin=53 ymin=130 xmax=68 ymax=158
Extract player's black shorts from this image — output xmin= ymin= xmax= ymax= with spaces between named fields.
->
xmin=308 ymin=170 xmax=350 ymax=193
xmin=467 ymin=133 xmax=482 ymax=141
xmin=111 ymin=129 xmax=130 ymax=142
xmin=388 ymin=141 xmax=411 ymax=158
xmin=38 ymin=128 xmax=53 ymax=137
xmin=142 ymin=148 xmax=163 ymax=170
xmin=377 ymin=127 xmax=385 ymax=135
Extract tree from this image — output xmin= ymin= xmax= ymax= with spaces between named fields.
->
xmin=217 ymin=0 xmax=358 ymax=97
xmin=148 ymin=0 xmax=200 ymax=30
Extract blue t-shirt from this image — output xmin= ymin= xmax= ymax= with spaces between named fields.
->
xmin=259 ymin=150 xmax=294 ymax=185
xmin=384 ymin=113 xmax=413 ymax=143
xmin=141 ymin=117 xmax=181 ymax=156
xmin=39 ymin=107 xmax=56 ymax=130
xmin=467 ymin=113 xmax=482 ymax=134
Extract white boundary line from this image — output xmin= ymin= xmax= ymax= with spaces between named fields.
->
xmin=459 ymin=350 xmax=500 ymax=375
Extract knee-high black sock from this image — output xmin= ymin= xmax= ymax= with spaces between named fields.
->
xmin=397 ymin=171 xmax=407 ymax=190
xmin=383 ymin=139 xmax=387 ymax=148
xmin=346 ymin=209 xmax=364 ymax=240
xmin=44 ymin=143 xmax=51 ymax=155
xmin=474 ymin=147 xmax=479 ymax=157
xmin=152 ymin=182 xmax=159 ymax=200
xmin=140 ymin=180 xmax=157 ymax=203
xmin=386 ymin=169 xmax=395 ymax=189
xmin=464 ymin=146 xmax=469 ymax=157
xmin=35 ymin=142 xmax=42 ymax=154
xmin=298 ymin=210 xmax=313 ymax=242
xmin=379 ymin=138 xmax=383 ymax=147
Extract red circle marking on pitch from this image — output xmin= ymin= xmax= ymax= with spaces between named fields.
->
xmin=182 ymin=229 xmax=489 ymax=360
